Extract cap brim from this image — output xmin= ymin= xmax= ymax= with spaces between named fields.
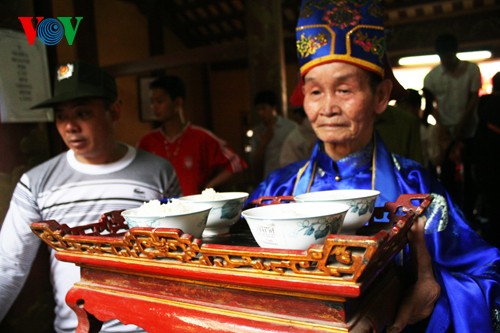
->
xmin=30 ymin=92 xmax=106 ymax=109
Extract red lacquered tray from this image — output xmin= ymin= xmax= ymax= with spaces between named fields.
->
xmin=30 ymin=193 xmax=432 ymax=333
xmin=31 ymin=193 xmax=431 ymax=296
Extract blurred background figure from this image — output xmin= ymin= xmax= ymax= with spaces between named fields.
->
xmin=375 ymin=64 xmax=424 ymax=165
xmin=137 ymin=76 xmax=247 ymax=195
xmin=423 ymin=33 xmax=482 ymax=222
xmin=471 ymin=71 xmax=500 ymax=248
xmin=279 ymin=106 xmax=316 ymax=167
xmin=375 ymin=102 xmax=424 ymax=165
xmin=396 ymin=88 xmax=437 ymax=174
xmin=248 ymin=90 xmax=297 ymax=183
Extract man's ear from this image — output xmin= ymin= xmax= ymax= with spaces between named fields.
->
xmin=109 ymin=100 xmax=122 ymax=121
xmin=174 ymin=96 xmax=184 ymax=109
xmin=375 ymin=79 xmax=393 ymax=115
xmin=174 ymin=97 xmax=186 ymax=123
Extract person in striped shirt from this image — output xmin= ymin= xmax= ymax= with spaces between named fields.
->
xmin=0 ymin=61 xmax=181 ymax=333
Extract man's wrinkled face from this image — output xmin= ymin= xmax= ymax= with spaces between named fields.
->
xmin=302 ymin=62 xmax=386 ymax=149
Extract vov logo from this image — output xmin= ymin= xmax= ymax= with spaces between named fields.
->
xmin=18 ymin=17 xmax=83 ymax=46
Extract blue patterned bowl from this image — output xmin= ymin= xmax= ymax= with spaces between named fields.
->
xmin=294 ymin=189 xmax=380 ymax=234
xmin=178 ymin=192 xmax=249 ymax=236
xmin=241 ymin=202 xmax=348 ymax=250
xmin=121 ymin=200 xmax=212 ymax=238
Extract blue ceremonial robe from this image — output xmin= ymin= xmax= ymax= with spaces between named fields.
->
xmin=248 ymin=133 xmax=500 ymax=333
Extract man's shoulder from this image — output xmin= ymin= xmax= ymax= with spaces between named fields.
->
xmin=462 ymin=60 xmax=480 ymax=70
xmin=394 ymin=106 xmax=420 ymax=124
xmin=138 ymin=128 xmax=163 ymax=141
xmin=283 ymin=126 xmax=302 ymax=141
xmin=25 ymin=152 xmax=67 ymax=176
xmin=424 ymin=65 xmax=442 ymax=82
xmin=135 ymin=148 xmax=171 ymax=165
xmin=185 ymin=124 xmax=226 ymax=143
xmin=277 ymin=115 xmax=298 ymax=129
xmin=133 ymin=150 xmax=177 ymax=178
xmin=187 ymin=124 xmax=215 ymax=137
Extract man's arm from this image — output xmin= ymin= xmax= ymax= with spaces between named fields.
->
xmin=422 ymin=88 xmax=440 ymax=125
xmin=205 ymin=169 xmax=234 ymax=191
xmin=455 ymin=91 xmax=479 ymax=141
xmin=387 ymin=216 xmax=441 ymax=333
xmin=0 ymin=178 xmax=42 ymax=321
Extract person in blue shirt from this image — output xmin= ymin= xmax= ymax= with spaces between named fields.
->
xmin=248 ymin=1 xmax=500 ymax=332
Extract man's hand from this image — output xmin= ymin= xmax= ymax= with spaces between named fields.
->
xmin=387 ymin=217 xmax=441 ymax=333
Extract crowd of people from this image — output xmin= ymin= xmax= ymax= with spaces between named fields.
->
xmin=0 ymin=0 xmax=499 ymax=332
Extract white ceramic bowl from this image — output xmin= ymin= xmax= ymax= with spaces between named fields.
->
xmin=241 ymin=202 xmax=348 ymax=250
xmin=294 ymin=189 xmax=380 ymax=234
xmin=178 ymin=192 xmax=249 ymax=236
xmin=121 ymin=200 xmax=212 ymax=238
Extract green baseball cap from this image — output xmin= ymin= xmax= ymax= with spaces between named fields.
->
xmin=31 ymin=61 xmax=117 ymax=109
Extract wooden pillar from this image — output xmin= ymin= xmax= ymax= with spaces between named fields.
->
xmin=72 ymin=0 xmax=98 ymax=64
xmin=0 ymin=4 xmax=56 ymax=332
xmin=146 ymin=0 xmax=165 ymax=78
xmin=245 ymin=0 xmax=288 ymax=118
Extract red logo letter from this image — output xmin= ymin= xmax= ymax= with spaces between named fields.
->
xmin=18 ymin=17 xmax=44 ymax=45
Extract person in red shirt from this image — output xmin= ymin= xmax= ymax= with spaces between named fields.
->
xmin=137 ymin=75 xmax=247 ymax=195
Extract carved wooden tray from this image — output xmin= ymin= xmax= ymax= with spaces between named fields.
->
xmin=31 ymin=193 xmax=432 ymax=298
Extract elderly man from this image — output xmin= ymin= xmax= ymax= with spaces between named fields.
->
xmin=0 ymin=61 xmax=181 ymax=333
xmin=248 ymin=1 xmax=500 ymax=332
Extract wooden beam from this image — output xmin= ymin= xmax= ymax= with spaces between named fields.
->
xmin=102 ymin=41 xmax=247 ymax=77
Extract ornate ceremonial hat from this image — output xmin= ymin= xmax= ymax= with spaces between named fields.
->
xmin=290 ymin=0 xmax=389 ymax=106
xmin=295 ymin=0 xmax=386 ymax=77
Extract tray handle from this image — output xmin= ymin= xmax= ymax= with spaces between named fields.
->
xmin=249 ymin=195 xmax=296 ymax=207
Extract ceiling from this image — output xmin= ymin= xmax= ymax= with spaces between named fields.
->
xmin=126 ymin=0 xmax=500 ymax=66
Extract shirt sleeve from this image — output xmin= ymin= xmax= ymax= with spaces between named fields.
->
xmin=203 ymin=132 xmax=248 ymax=173
xmin=470 ymin=63 xmax=482 ymax=92
xmin=0 ymin=174 xmax=43 ymax=321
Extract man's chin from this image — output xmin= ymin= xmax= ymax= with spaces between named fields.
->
xmin=66 ymin=141 xmax=93 ymax=156
xmin=317 ymin=131 xmax=348 ymax=144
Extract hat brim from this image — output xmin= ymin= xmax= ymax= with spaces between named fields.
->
xmin=30 ymin=92 xmax=108 ymax=109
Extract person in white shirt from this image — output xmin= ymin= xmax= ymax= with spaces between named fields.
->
xmin=423 ymin=33 xmax=481 ymax=221
xmin=0 ymin=61 xmax=181 ymax=333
